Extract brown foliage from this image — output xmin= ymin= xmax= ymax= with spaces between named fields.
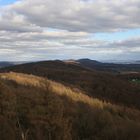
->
xmin=0 ymin=61 xmax=140 ymax=109
xmin=0 ymin=72 xmax=140 ymax=140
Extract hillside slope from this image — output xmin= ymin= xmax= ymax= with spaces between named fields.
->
xmin=0 ymin=62 xmax=14 ymax=68
xmin=0 ymin=72 xmax=140 ymax=140
xmin=77 ymin=59 xmax=140 ymax=72
xmin=0 ymin=61 xmax=140 ymax=109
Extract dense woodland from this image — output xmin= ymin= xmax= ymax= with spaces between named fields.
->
xmin=0 ymin=72 xmax=140 ymax=140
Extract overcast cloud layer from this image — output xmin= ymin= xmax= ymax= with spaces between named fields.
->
xmin=0 ymin=0 xmax=140 ymax=61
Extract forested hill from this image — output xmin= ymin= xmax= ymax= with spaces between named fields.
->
xmin=0 ymin=60 xmax=140 ymax=109
xmin=0 ymin=72 xmax=140 ymax=140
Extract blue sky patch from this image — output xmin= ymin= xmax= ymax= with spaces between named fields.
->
xmin=0 ymin=0 xmax=17 ymax=6
xmin=94 ymin=29 xmax=140 ymax=41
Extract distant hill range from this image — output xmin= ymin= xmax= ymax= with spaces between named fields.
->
xmin=0 ymin=62 xmax=15 ymax=68
xmin=75 ymin=59 xmax=140 ymax=73
xmin=0 ymin=61 xmax=27 ymax=68
xmin=0 ymin=59 xmax=140 ymax=72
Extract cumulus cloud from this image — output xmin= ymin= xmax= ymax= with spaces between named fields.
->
xmin=0 ymin=0 xmax=139 ymax=61
xmin=0 ymin=3 xmax=42 ymax=32
xmin=0 ymin=29 xmax=139 ymax=61
xmin=7 ymin=0 xmax=140 ymax=33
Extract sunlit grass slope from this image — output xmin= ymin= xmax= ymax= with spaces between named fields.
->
xmin=1 ymin=60 xmax=140 ymax=110
xmin=0 ymin=72 xmax=140 ymax=140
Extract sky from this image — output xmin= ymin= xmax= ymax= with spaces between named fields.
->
xmin=0 ymin=0 xmax=16 ymax=6
xmin=0 ymin=0 xmax=140 ymax=61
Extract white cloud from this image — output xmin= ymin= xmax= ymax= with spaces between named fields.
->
xmin=0 ymin=28 xmax=139 ymax=61
xmin=6 ymin=0 xmax=140 ymax=33
xmin=0 ymin=0 xmax=139 ymax=61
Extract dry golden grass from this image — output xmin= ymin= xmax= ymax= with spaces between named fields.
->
xmin=0 ymin=72 xmax=103 ymax=108
xmin=49 ymin=80 xmax=104 ymax=109
xmin=0 ymin=72 xmax=47 ymax=88
xmin=0 ymin=72 xmax=140 ymax=140
xmin=0 ymin=72 xmax=140 ymax=121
